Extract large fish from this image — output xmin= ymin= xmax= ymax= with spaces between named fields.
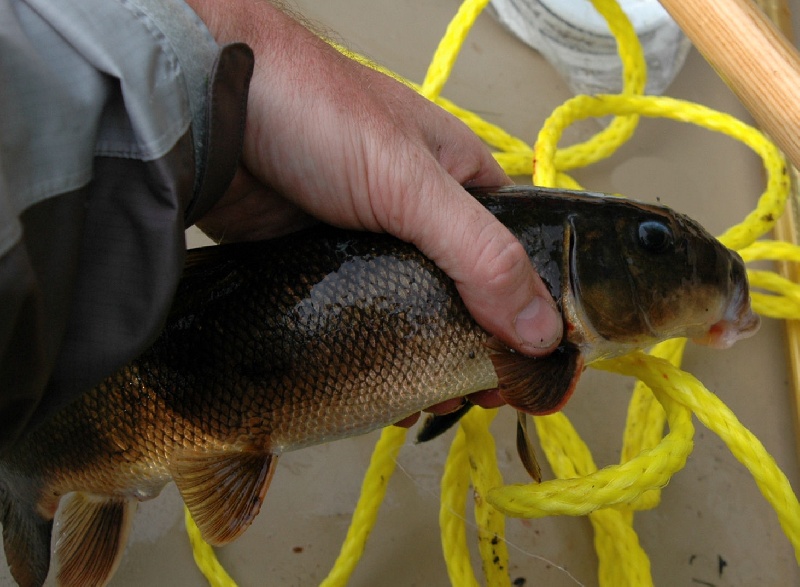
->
xmin=0 ymin=186 xmax=758 ymax=587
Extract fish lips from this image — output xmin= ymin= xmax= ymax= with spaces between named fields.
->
xmin=692 ymin=251 xmax=760 ymax=349
xmin=692 ymin=302 xmax=760 ymax=349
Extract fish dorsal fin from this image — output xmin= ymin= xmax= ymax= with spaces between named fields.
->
xmin=486 ymin=338 xmax=584 ymax=415
xmin=516 ymin=413 xmax=542 ymax=483
xmin=55 ymin=492 xmax=137 ymax=587
xmin=170 ymin=451 xmax=277 ymax=546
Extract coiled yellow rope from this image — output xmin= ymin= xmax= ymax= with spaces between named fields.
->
xmin=319 ymin=426 xmax=407 ymax=587
xmin=186 ymin=0 xmax=800 ymax=584
xmin=185 ymin=506 xmax=238 ymax=587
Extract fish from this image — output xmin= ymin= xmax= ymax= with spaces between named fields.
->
xmin=0 ymin=186 xmax=759 ymax=587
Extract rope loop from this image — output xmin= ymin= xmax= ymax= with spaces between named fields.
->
xmin=186 ymin=2 xmax=800 ymax=585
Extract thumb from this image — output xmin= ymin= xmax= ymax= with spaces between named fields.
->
xmin=401 ymin=176 xmax=563 ymax=357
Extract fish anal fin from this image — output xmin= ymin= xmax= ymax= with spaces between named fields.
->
xmin=55 ymin=492 xmax=137 ymax=587
xmin=486 ymin=338 xmax=584 ymax=415
xmin=1 ymin=481 xmax=54 ymax=587
xmin=170 ymin=450 xmax=277 ymax=546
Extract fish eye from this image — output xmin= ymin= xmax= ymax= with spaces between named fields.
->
xmin=638 ymin=220 xmax=674 ymax=254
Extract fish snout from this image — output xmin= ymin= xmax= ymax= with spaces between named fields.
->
xmin=692 ymin=280 xmax=760 ymax=349
xmin=693 ymin=248 xmax=761 ymax=349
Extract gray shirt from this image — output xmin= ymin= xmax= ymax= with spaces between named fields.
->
xmin=0 ymin=0 xmax=254 ymax=450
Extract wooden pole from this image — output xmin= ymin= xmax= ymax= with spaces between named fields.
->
xmin=658 ymin=0 xmax=800 ymax=168
xmin=658 ymin=0 xmax=800 ymax=458
xmin=753 ymin=0 xmax=800 ymax=461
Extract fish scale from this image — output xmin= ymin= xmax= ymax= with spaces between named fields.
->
xmin=0 ymin=186 xmax=760 ymax=587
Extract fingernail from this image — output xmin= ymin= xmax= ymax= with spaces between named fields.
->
xmin=515 ymin=297 xmax=562 ymax=350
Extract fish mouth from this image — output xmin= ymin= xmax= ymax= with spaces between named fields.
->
xmin=693 ymin=312 xmax=760 ymax=349
xmin=692 ymin=294 xmax=760 ymax=349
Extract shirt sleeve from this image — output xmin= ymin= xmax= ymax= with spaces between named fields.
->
xmin=0 ymin=0 xmax=254 ymax=450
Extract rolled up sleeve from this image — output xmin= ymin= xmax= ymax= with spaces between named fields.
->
xmin=0 ymin=0 xmax=253 ymax=450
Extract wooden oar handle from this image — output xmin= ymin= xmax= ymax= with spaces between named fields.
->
xmin=658 ymin=0 xmax=800 ymax=169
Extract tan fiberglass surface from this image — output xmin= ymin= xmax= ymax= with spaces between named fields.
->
xmin=4 ymin=1 xmax=800 ymax=585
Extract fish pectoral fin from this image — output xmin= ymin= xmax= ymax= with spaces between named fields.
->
xmin=54 ymin=492 xmax=137 ymax=587
xmin=516 ymin=413 xmax=542 ymax=483
xmin=486 ymin=338 xmax=584 ymax=415
xmin=170 ymin=450 xmax=278 ymax=546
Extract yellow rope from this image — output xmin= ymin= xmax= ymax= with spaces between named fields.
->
xmin=458 ymin=408 xmax=510 ymax=587
xmin=185 ymin=1 xmax=800 ymax=584
xmin=440 ymin=426 xmax=482 ymax=587
xmin=590 ymin=508 xmax=653 ymax=587
xmin=617 ymin=338 xmax=687 ymax=516
xmin=319 ymin=426 xmax=407 ymax=587
xmin=184 ymin=507 xmax=238 ymax=587
xmin=419 ymin=0 xmax=491 ymax=101
xmin=596 ymin=352 xmax=800 ymax=561
xmin=547 ymin=0 xmax=645 ymax=173
xmin=487 ymin=391 xmax=695 ymax=518
xmin=531 ymin=93 xmax=790 ymax=250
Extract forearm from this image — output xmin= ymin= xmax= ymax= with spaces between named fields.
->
xmin=184 ymin=0 xmax=364 ymax=201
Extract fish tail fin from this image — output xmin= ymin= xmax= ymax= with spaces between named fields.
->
xmin=54 ymin=492 xmax=137 ymax=587
xmin=0 ymin=474 xmax=54 ymax=587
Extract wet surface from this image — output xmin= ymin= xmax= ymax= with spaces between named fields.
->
xmin=3 ymin=0 xmax=799 ymax=585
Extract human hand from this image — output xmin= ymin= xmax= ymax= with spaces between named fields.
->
xmin=187 ymin=0 xmax=563 ymax=412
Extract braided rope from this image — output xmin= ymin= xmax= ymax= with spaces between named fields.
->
xmin=319 ymin=426 xmax=407 ymax=587
xmin=186 ymin=1 xmax=800 ymax=584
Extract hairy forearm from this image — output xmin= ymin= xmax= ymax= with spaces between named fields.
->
xmin=184 ymin=0 xmax=366 ymax=196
